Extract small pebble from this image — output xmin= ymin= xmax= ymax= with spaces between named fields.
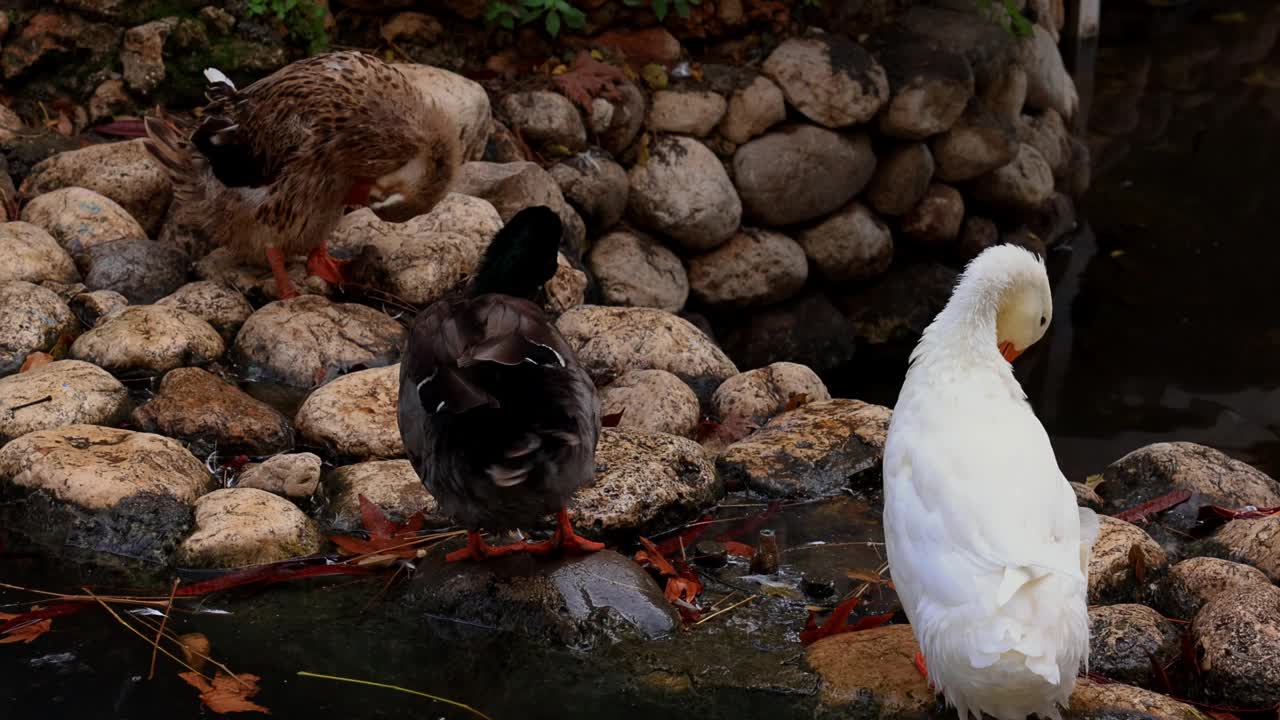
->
xmin=801 ymin=572 xmax=838 ymax=600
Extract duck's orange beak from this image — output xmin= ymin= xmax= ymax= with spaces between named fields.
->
xmin=998 ymin=341 xmax=1023 ymax=363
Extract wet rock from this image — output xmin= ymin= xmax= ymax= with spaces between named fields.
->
xmin=1017 ymin=26 xmax=1079 ymax=121
xmin=839 ymin=263 xmax=957 ymax=348
xmin=627 ymin=136 xmax=741 ymax=253
xmin=981 ymin=64 xmax=1028 ymax=124
xmin=957 ymin=216 xmax=1001 ymax=261
xmin=77 ymin=238 xmax=189 ymax=304
xmin=556 ymin=305 xmax=738 ymax=397
xmin=451 ymin=161 xmax=586 ymax=254
xmin=876 ymin=42 xmax=974 ymax=139
xmin=88 ymin=78 xmax=132 ymax=123
xmin=687 ymin=229 xmax=808 ymax=308
xmin=295 ymin=364 xmax=402 ymax=460
xmin=398 ymin=63 xmax=492 ymax=160
xmin=155 ymin=281 xmax=253 ymax=343
xmin=587 ymin=229 xmax=689 ymax=312
xmin=733 ymin=126 xmax=876 ymax=227
xmin=237 ymin=453 xmax=322 ymax=500
xmin=712 ymin=362 xmax=831 ymax=427
xmin=1102 ymin=442 xmax=1280 ymax=522
xmin=0 ymin=360 xmax=128 ymax=444
xmin=121 ymin=18 xmax=175 ymax=94
xmin=20 ymin=139 xmax=171 ymax=235
xmin=0 ymin=424 xmax=212 ymax=511
xmin=131 ymin=367 xmax=292 ymax=455
xmin=599 ymin=369 xmax=700 ymax=438
xmin=717 ymin=399 xmax=890 ymax=498
xmin=648 ymin=90 xmax=727 ymax=137
xmin=0 ymin=221 xmax=79 ymax=285
xmin=762 ymin=35 xmax=889 ymax=128
xmin=327 ymin=195 xmax=501 ymax=306
xmin=1088 ymin=516 xmax=1168 ymax=604
xmin=326 ymin=459 xmax=441 ymax=531
xmin=931 ymin=99 xmax=1018 ymax=182
xmin=1087 ymin=604 xmax=1180 ymax=687
xmin=797 ymin=201 xmax=894 ymax=284
xmin=234 ymin=296 xmax=405 ymax=388
xmin=865 ymin=143 xmax=935 ymax=217
xmin=549 ymin=152 xmax=629 ymax=233
xmin=902 ymin=183 xmax=965 ymax=247
xmin=719 ymin=75 xmax=787 ymax=144
xmin=404 ymin=549 xmax=679 ymax=648
xmin=1207 ymin=514 xmax=1280 ymax=583
xmin=1192 ymin=584 xmax=1280 ymax=706
xmin=1017 ymin=109 xmax=1072 ymax=177
xmin=176 ymin=488 xmax=324 ymax=568
xmin=1154 ymin=557 xmax=1272 ymax=621
xmin=69 ymin=289 xmax=127 ymax=327
xmin=572 ymin=429 xmax=722 ymax=537
xmin=595 ymin=81 xmax=647 ymax=156
xmin=500 ymin=90 xmax=587 ymax=153
xmin=20 ymin=187 xmax=146 ymax=254
xmin=808 ymin=625 xmax=932 ymax=716
xmin=0 ymin=282 xmax=77 ymax=376
xmin=969 ymin=143 xmax=1055 ymax=211
xmin=69 ymin=304 xmax=223 ymax=377
xmin=1070 ymin=678 xmax=1206 ymax=720
xmin=718 ymin=291 xmax=858 ymax=376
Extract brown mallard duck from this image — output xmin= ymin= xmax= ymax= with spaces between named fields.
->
xmin=397 ymin=206 xmax=605 ymax=562
xmin=144 ymin=51 xmax=461 ymax=300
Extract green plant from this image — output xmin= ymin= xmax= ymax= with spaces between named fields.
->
xmin=245 ymin=0 xmax=330 ymax=54
xmin=485 ymin=0 xmax=586 ymax=37
xmin=622 ymin=0 xmax=702 ymax=22
xmin=977 ymin=0 xmax=1033 ymax=37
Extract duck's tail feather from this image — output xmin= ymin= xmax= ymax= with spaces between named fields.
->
xmin=142 ymin=115 xmax=209 ymax=207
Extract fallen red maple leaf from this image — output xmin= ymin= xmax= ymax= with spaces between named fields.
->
xmin=799 ymin=596 xmax=895 ymax=645
xmin=781 ymin=393 xmax=809 ymax=413
xmin=0 ymin=611 xmax=52 ymax=644
xmin=553 ymin=52 xmax=628 ymax=109
xmin=664 ymin=574 xmax=701 ymax=605
xmin=328 ymin=495 xmax=427 ymax=561
xmin=93 ymin=118 xmax=148 ymax=137
xmin=723 ymin=541 xmax=755 ymax=558
xmin=653 ymin=514 xmax=713 ymax=557
xmin=175 ymin=562 xmax=379 ymax=597
xmin=0 ymin=602 xmax=86 ymax=639
xmin=179 ymin=671 xmax=270 ymax=714
xmin=1113 ymin=488 xmax=1194 ymax=524
xmin=634 ymin=536 xmax=678 ymax=577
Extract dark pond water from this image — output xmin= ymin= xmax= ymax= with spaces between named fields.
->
xmin=5 ymin=2 xmax=1280 ymax=718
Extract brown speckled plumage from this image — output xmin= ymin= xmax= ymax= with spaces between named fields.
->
xmin=144 ymin=51 xmax=461 ymax=262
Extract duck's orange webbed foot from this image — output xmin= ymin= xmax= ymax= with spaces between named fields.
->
xmin=445 ymin=531 xmax=540 ymax=563
xmin=266 ymin=247 xmax=299 ymax=300
xmin=306 ymin=242 xmax=350 ymax=288
xmin=527 ymin=508 xmax=605 ymax=556
xmin=914 ymin=651 xmax=928 ymax=679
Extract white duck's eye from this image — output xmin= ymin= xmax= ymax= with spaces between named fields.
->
xmin=1040 ymin=316 xmax=1047 ymax=326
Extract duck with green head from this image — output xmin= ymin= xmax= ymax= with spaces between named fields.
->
xmin=397 ymin=206 xmax=605 ymax=562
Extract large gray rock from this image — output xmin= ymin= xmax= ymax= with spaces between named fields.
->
xmin=587 ymin=229 xmax=688 ymax=312
xmin=556 ymin=305 xmax=737 ymax=397
xmin=807 ymin=625 xmax=932 ymax=717
xmin=233 ymin=296 xmax=405 ymax=388
xmin=0 ymin=222 xmax=79 ymax=285
xmin=450 ymin=162 xmax=587 ymax=255
xmin=1069 ymin=678 xmax=1206 ymax=720
xmin=865 ymin=143 xmax=935 ymax=217
xmin=719 ymin=75 xmax=787 ymax=144
xmin=325 ymin=459 xmax=442 ymax=532
xmin=549 ymin=152 xmax=629 ymax=233
xmin=19 ymin=187 xmax=146 ymax=255
xmin=627 ymin=136 xmax=741 ymax=253
xmin=733 ymin=126 xmax=876 ymax=227
xmin=1154 ymin=557 xmax=1272 ymax=620
xmin=1087 ymin=604 xmax=1180 ymax=687
xmin=876 ymin=41 xmax=974 ymax=139
xmin=687 ymin=229 xmax=808 ymax=308
xmin=177 ymin=488 xmax=324 ymax=568
xmin=77 ymin=238 xmax=189 ymax=304
xmin=901 ymin=183 xmax=964 ymax=247
xmin=0 ymin=360 xmax=129 ymax=444
xmin=969 ymin=143 xmax=1055 ymax=211
xmin=711 ymin=362 xmax=831 ymax=427
xmin=1208 ymin=514 xmax=1280 ymax=583
xmin=1088 ymin=516 xmax=1168 ymax=604
xmin=762 ymin=35 xmax=889 ymax=128
xmin=237 ymin=453 xmax=322 ymax=500
xmin=599 ymin=369 xmax=700 ymax=438
xmin=931 ymin=99 xmax=1018 ymax=182
xmin=571 ymin=429 xmax=723 ymax=537
xmin=131 ymin=367 xmax=293 ymax=456
xmin=796 ymin=201 xmax=894 ymax=284
xmin=1102 ymin=442 xmax=1280 ymax=520
xmin=647 ymin=89 xmax=727 ymax=137
xmin=1017 ymin=25 xmax=1079 ymax=121
xmin=0 ymin=281 xmax=78 ymax=375
xmin=1193 ymin=584 xmax=1280 ymax=706
xmin=717 ymin=399 xmax=890 ymax=498
xmin=500 ymin=90 xmax=587 ymax=152
xmin=20 ymin=139 xmax=171 ymax=234
xmin=295 ymin=364 xmax=402 ymax=461
xmin=70 ymin=304 xmax=223 ymax=377
xmin=155 ymin=281 xmax=254 ymax=343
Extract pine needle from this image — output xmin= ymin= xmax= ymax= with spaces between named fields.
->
xmin=83 ymin=588 xmax=227 ymax=687
xmin=148 ymin=579 xmax=180 ymax=680
xmin=692 ymin=594 xmax=756 ymax=626
xmin=296 ymin=671 xmax=494 ymax=720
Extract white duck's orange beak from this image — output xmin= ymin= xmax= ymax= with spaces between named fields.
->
xmin=998 ymin=341 xmax=1023 ymax=363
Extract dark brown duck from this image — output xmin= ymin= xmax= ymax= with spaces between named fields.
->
xmin=397 ymin=206 xmax=604 ymax=562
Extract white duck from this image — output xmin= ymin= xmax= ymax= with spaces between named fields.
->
xmin=883 ymin=244 xmax=1099 ymax=720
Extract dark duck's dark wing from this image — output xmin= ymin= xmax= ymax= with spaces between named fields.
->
xmin=397 ymin=207 xmax=604 ymax=562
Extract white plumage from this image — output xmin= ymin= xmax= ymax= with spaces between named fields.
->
xmin=203 ymin=67 xmax=235 ymax=90
xmin=883 ymin=245 xmax=1099 ymax=720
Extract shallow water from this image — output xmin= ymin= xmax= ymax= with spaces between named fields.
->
xmin=4 ymin=3 xmax=1280 ymax=718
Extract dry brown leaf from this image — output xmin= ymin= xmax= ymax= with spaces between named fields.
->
xmin=179 ymin=671 xmax=270 ymax=715
xmin=178 ymin=633 xmax=211 ymax=674
xmin=0 ymin=612 xmax=52 ymax=644
xmin=19 ymin=352 xmax=53 ymax=373
xmin=1084 ymin=474 xmax=1105 ymax=492
xmin=1129 ymin=544 xmax=1147 ymax=585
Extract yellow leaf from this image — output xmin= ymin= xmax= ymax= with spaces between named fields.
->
xmin=1085 ymin=474 xmax=1105 ymax=492
xmin=1212 ymin=11 xmax=1247 ymax=23
xmin=1109 ymin=249 xmax=1125 ymax=258
xmin=590 ymin=49 xmax=604 ymax=60
xmin=641 ymin=63 xmax=668 ymax=90
xmin=551 ymin=63 xmax=568 ymax=76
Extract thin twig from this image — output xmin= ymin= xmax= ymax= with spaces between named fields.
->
xmin=148 ymin=579 xmax=180 ymax=681
xmin=9 ymin=395 xmax=53 ymax=413
xmin=693 ymin=595 xmax=757 ymax=626
xmin=783 ymin=541 xmax=885 ymax=553
xmin=297 ymin=671 xmax=495 ymax=720
xmin=0 ymin=582 xmax=171 ymax=604
xmin=131 ymin=615 xmax=245 ymax=681
xmin=706 ymin=591 xmax=738 ymax=612
xmin=84 ymin=588 xmax=227 ymax=687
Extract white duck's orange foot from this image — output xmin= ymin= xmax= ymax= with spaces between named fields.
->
xmin=913 ymin=651 xmax=936 ymax=690
xmin=306 ymin=242 xmax=350 ymax=288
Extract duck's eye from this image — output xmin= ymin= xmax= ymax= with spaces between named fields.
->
xmin=1039 ymin=316 xmax=1047 ymax=327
